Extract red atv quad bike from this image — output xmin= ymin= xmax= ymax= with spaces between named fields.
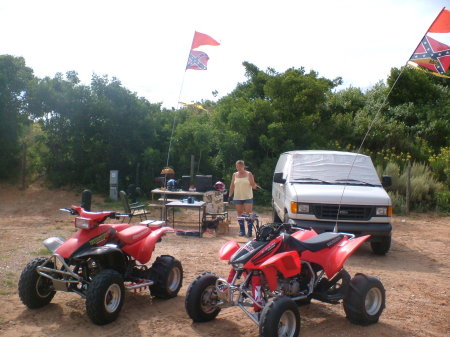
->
xmin=18 ymin=206 xmax=183 ymax=325
xmin=185 ymin=214 xmax=385 ymax=337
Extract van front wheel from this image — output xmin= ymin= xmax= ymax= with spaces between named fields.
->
xmin=272 ymin=206 xmax=282 ymax=223
xmin=370 ymin=236 xmax=391 ymax=255
xmin=283 ymin=211 xmax=290 ymax=223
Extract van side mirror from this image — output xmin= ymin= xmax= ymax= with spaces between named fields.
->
xmin=273 ymin=172 xmax=286 ymax=184
xmin=381 ymin=175 xmax=392 ymax=188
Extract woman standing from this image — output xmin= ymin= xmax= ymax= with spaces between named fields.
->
xmin=229 ymin=160 xmax=260 ymax=237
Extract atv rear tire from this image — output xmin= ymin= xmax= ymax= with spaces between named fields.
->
xmin=149 ymin=255 xmax=183 ymax=299
xmin=185 ymin=272 xmax=221 ymax=322
xmin=370 ymin=236 xmax=391 ymax=255
xmin=86 ymin=269 xmax=125 ymax=325
xmin=260 ymin=296 xmax=300 ymax=337
xmin=343 ymin=273 xmax=385 ymax=325
xmin=18 ymin=257 xmax=56 ymax=309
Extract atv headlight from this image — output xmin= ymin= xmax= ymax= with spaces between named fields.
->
xmin=75 ymin=217 xmax=96 ymax=229
xmin=232 ymin=263 xmax=244 ymax=270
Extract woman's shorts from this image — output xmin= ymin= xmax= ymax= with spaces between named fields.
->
xmin=232 ymin=199 xmax=253 ymax=205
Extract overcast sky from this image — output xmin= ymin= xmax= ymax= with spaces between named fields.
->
xmin=0 ymin=0 xmax=447 ymax=108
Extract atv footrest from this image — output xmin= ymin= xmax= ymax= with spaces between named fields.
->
xmin=125 ymin=279 xmax=154 ymax=290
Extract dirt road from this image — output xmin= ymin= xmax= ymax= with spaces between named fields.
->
xmin=0 ymin=185 xmax=449 ymax=337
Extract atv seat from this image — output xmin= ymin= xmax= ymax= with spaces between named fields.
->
xmin=116 ymin=226 xmax=151 ymax=245
xmin=285 ymin=232 xmax=344 ymax=253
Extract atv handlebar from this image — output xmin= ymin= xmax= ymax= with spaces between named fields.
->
xmin=60 ymin=208 xmax=79 ymax=215
xmin=60 ymin=207 xmax=130 ymax=220
xmin=256 ymin=222 xmax=297 ymax=241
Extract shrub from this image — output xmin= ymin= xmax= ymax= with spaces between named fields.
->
xmin=388 ymin=191 xmax=406 ymax=214
xmin=384 ymin=161 xmax=444 ymax=212
xmin=429 ymin=146 xmax=450 ymax=188
xmin=435 ymin=190 xmax=450 ymax=213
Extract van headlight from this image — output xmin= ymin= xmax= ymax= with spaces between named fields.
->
xmin=298 ymin=204 xmax=310 ymax=213
xmin=291 ymin=202 xmax=310 ymax=213
xmin=375 ymin=206 xmax=392 ymax=216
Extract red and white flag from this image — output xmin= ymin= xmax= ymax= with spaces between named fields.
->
xmin=191 ymin=31 xmax=220 ymax=50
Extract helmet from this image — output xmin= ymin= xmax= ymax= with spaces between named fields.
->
xmin=167 ymin=179 xmax=177 ymax=191
xmin=161 ymin=167 xmax=174 ymax=175
xmin=214 ymin=181 xmax=225 ymax=192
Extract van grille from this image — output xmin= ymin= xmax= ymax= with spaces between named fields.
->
xmin=312 ymin=205 xmax=373 ymax=220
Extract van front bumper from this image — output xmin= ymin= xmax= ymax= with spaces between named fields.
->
xmin=289 ymin=220 xmax=392 ymax=240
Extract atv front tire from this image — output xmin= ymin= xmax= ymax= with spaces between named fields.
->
xmin=149 ymin=255 xmax=183 ymax=299
xmin=185 ymin=272 xmax=221 ymax=322
xmin=343 ymin=273 xmax=385 ymax=325
xmin=259 ymin=296 xmax=301 ymax=337
xmin=86 ymin=269 xmax=125 ymax=325
xmin=18 ymin=257 xmax=56 ymax=309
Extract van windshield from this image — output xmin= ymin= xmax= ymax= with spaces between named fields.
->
xmin=290 ymin=152 xmax=381 ymax=186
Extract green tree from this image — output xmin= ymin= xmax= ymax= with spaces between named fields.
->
xmin=0 ymin=55 xmax=34 ymax=180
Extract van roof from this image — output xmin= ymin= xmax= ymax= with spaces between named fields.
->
xmin=283 ymin=150 xmax=369 ymax=158
xmin=283 ymin=150 xmax=381 ymax=186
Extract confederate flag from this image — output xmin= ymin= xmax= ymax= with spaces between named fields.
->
xmin=186 ymin=50 xmax=210 ymax=70
xmin=409 ymin=8 xmax=450 ymax=76
xmin=410 ymin=35 xmax=450 ymax=74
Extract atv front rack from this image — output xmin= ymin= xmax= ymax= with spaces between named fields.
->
xmin=37 ymin=254 xmax=156 ymax=295
xmin=36 ymin=254 xmax=82 ymax=292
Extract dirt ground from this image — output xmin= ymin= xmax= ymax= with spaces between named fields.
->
xmin=0 ymin=184 xmax=449 ymax=337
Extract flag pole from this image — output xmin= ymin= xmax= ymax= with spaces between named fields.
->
xmin=165 ymin=31 xmax=196 ymax=167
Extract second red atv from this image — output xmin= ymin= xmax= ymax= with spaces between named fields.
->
xmin=185 ymin=214 xmax=385 ymax=337
xmin=18 ymin=206 xmax=183 ymax=325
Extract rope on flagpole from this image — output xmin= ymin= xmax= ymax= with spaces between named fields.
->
xmin=333 ymin=65 xmax=407 ymax=232
xmin=333 ymin=7 xmax=449 ymax=231
xmin=165 ymin=33 xmax=198 ymax=168
xmin=165 ymin=70 xmax=187 ymax=168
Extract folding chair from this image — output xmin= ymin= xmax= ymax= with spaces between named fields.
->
xmin=119 ymin=190 xmax=151 ymax=223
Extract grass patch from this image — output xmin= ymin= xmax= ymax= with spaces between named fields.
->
xmin=253 ymin=205 xmax=272 ymax=213
xmin=0 ymin=272 xmax=17 ymax=295
xmin=0 ymin=289 xmax=12 ymax=295
xmin=33 ymin=247 xmax=51 ymax=256
xmin=93 ymin=199 xmax=123 ymax=211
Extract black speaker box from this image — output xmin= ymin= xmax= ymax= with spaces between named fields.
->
xmin=195 ymin=175 xmax=212 ymax=192
xmin=181 ymin=176 xmax=191 ymax=191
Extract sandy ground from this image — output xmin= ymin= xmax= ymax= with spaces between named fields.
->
xmin=0 ymin=184 xmax=449 ymax=337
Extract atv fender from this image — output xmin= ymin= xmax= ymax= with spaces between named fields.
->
xmin=219 ymin=241 xmax=240 ymax=261
xmin=122 ymin=227 xmax=173 ymax=264
xmin=290 ymin=228 xmax=317 ymax=241
xmin=302 ymin=235 xmax=370 ymax=278
xmin=259 ymin=251 xmax=301 ymax=291
xmin=43 ymin=236 xmax=66 ymax=253
xmin=72 ymin=245 xmax=127 ymax=274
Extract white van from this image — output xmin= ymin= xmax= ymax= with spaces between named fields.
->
xmin=272 ymin=150 xmax=392 ymax=254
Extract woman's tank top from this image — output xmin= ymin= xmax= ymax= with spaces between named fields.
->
xmin=234 ymin=175 xmax=253 ymax=200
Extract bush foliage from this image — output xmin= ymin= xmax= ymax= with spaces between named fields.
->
xmin=0 ymin=55 xmax=448 ymax=212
